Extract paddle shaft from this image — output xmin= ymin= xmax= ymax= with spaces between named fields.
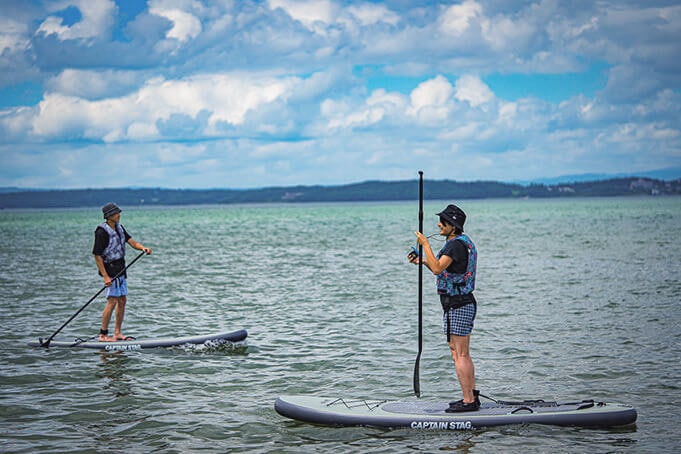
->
xmin=39 ymin=250 xmax=146 ymax=347
xmin=413 ymin=170 xmax=424 ymax=397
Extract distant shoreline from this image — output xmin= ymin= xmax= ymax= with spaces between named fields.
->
xmin=1 ymin=177 xmax=680 ymax=209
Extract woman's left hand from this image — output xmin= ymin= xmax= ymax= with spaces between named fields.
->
xmin=414 ymin=231 xmax=429 ymax=247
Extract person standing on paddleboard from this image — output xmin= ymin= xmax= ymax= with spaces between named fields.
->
xmin=408 ymin=204 xmax=480 ymax=412
xmin=93 ymin=203 xmax=152 ymax=342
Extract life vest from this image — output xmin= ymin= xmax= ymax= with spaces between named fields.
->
xmin=99 ymin=222 xmax=126 ymax=264
xmin=436 ymin=233 xmax=477 ymax=296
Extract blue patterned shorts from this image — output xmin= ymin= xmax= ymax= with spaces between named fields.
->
xmin=105 ymin=277 xmax=128 ymax=298
xmin=443 ymin=302 xmax=476 ymax=336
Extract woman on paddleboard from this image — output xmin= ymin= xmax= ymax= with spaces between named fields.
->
xmin=93 ymin=203 xmax=152 ymax=342
xmin=408 ymin=204 xmax=480 ymax=412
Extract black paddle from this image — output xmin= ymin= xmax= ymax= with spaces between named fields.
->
xmin=413 ymin=170 xmax=424 ymax=397
xmin=38 ymin=250 xmax=146 ymax=348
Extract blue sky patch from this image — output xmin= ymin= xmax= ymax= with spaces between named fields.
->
xmin=54 ymin=5 xmax=82 ymax=27
xmin=484 ymin=62 xmax=611 ymax=103
xmin=112 ymin=0 xmax=148 ymax=42
xmin=0 ymin=82 xmax=43 ymax=108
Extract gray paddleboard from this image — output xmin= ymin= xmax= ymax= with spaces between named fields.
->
xmin=30 ymin=329 xmax=247 ymax=351
xmin=275 ymin=395 xmax=637 ymax=430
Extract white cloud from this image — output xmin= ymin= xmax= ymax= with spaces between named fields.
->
xmin=326 ymin=105 xmax=384 ymax=130
xmin=367 ymin=89 xmax=407 ymax=111
xmin=1 ymin=1 xmax=680 ymax=188
xmin=346 ymin=3 xmax=399 ymax=27
xmin=27 ymin=72 xmax=302 ymax=142
xmin=199 ymin=74 xmax=299 ymax=128
xmin=408 ymin=75 xmax=455 ymax=122
xmin=46 ymin=69 xmax=143 ymax=100
xmin=126 ymin=122 xmax=160 ymax=141
xmin=268 ymin=0 xmax=336 ymax=33
xmin=438 ymin=122 xmax=482 ymax=142
xmin=0 ymin=17 xmax=30 ymax=54
xmin=318 ymin=76 xmax=463 ymax=133
xmin=36 ymin=0 xmax=117 ymax=40
xmin=149 ymin=7 xmax=202 ymax=42
xmin=320 ymin=88 xmax=408 ymax=131
xmin=454 ymin=75 xmax=494 ymax=107
xmin=0 ymin=106 xmax=34 ymax=139
xmin=439 ymin=0 xmax=483 ymax=36
xmin=480 ymin=13 xmax=537 ymax=53
xmin=497 ymin=101 xmax=517 ymax=126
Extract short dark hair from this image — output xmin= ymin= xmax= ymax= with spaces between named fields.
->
xmin=441 ymin=216 xmax=463 ymax=234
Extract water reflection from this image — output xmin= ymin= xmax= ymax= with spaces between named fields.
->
xmin=96 ymin=351 xmax=134 ymax=398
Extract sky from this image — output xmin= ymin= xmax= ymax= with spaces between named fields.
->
xmin=0 ymin=0 xmax=680 ymax=189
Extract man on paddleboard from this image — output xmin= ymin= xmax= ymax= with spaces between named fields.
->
xmin=93 ymin=203 xmax=152 ymax=342
xmin=409 ymin=204 xmax=480 ymax=412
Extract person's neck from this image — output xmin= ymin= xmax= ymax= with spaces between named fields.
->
xmin=106 ymin=219 xmax=117 ymax=228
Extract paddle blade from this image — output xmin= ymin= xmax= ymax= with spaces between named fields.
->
xmin=413 ymin=353 xmax=421 ymax=397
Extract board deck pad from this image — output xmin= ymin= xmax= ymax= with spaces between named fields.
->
xmin=30 ymin=329 xmax=248 ymax=351
xmin=275 ymin=395 xmax=637 ymax=430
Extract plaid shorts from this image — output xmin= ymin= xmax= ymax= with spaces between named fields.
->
xmin=105 ymin=277 xmax=128 ymax=298
xmin=443 ymin=302 xmax=476 ymax=337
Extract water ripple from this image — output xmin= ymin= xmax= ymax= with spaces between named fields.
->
xmin=1 ymin=198 xmax=680 ymax=452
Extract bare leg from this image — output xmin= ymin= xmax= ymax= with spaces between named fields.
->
xmin=449 ymin=334 xmax=476 ymax=403
xmin=113 ymin=295 xmax=127 ymax=340
xmin=100 ymin=297 xmax=118 ymax=341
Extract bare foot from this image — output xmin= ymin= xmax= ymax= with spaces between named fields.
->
xmin=98 ymin=334 xmax=115 ymax=342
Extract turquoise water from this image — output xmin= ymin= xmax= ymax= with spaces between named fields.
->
xmin=1 ymin=197 xmax=680 ymax=452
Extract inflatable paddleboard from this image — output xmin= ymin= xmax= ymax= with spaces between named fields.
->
xmin=275 ymin=395 xmax=637 ymax=430
xmin=30 ymin=329 xmax=248 ymax=351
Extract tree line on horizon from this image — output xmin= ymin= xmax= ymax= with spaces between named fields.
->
xmin=0 ymin=177 xmax=679 ymax=209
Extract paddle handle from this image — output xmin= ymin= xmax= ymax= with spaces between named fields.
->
xmin=39 ymin=250 xmax=146 ymax=347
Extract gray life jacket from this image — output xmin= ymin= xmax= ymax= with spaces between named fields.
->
xmin=99 ymin=222 xmax=126 ymax=264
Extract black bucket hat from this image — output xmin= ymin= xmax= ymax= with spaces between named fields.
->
xmin=102 ymin=202 xmax=122 ymax=219
xmin=436 ymin=204 xmax=466 ymax=231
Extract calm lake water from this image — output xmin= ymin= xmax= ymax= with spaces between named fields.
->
xmin=1 ymin=197 xmax=680 ymax=453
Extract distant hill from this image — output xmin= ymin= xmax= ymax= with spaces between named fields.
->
xmin=1 ymin=176 xmax=679 ymax=209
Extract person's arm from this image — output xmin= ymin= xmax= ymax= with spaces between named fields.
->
xmin=127 ymin=238 xmax=152 ymax=254
xmin=413 ymin=232 xmax=453 ymax=275
xmin=94 ymin=255 xmax=112 ymax=286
